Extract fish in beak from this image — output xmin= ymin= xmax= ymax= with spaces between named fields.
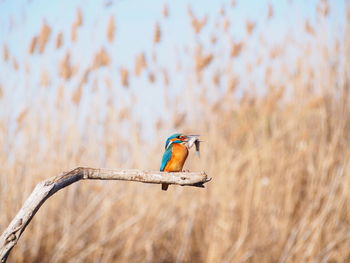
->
xmin=185 ymin=135 xmax=201 ymax=156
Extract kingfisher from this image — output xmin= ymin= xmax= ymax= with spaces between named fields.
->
xmin=160 ymin=133 xmax=200 ymax=191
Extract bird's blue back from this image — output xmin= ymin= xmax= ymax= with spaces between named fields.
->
xmin=160 ymin=145 xmax=173 ymax=171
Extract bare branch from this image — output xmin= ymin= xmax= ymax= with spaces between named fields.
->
xmin=0 ymin=167 xmax=211 ymax=262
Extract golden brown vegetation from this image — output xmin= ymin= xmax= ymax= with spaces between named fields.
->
xmin=38 ymin=22 xmax=51 ymax=54
xmin=107 ymin=16 xmax=116 ymax=43
xmin=154 ymin=22 xmax=161 ymax=44
xmin=1 ymin=1 xmax=350 ymax=262
xmin=134 ymin=53 xmax=147 ymax=76
xmin=56 ymin=32 xmax=63 ymax=49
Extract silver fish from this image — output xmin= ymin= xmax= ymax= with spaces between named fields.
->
xmin=186 ymin=135 xmax=201 ymax=157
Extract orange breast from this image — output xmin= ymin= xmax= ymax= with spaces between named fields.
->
xmin=164 ymin=143 xmax=188 ymax=172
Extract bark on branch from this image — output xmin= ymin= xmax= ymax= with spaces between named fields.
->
xmin=0 ymin=167 xmax=211 ymax=262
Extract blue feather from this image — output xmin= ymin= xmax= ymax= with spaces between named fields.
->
xmin=160 ymin=145 xmax=173 ymax=171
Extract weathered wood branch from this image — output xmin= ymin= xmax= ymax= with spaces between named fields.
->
xmin=0 ymin=167 xmax=211 ymax=262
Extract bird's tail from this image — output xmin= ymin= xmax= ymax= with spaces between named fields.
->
xmin=161 ymin=183 xmax=169 ymax=191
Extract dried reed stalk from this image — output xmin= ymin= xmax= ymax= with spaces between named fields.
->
xmin=163 ymin=4 xmax=169 ymax=18
xmin=120 ymin=67 xmax=129 ymax=87
xmin=154 ymin=23 xmax=161 ymax=44
xmin=107 ymin=16 xmax=115 ymax=43
xmin=92 ymin=48 xmax=110 ymax=69
xmin=134 ymin=53 xmax=147 ymax=76
xmin=2 ymin=45 xmax=9 ymax=62
xmin=38 ymin=22 xmax=51 ymax=53
xmin=59 ymin=52 xmax=73 ymax=80
xmin=55 ymin=32 xmax=63 ymax=49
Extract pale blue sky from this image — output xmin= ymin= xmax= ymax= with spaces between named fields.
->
xmin=0 ymin=0 xmax=346 ymax=136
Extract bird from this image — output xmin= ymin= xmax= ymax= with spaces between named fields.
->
xmin=160 ymin=133 xmax=200 ymax=191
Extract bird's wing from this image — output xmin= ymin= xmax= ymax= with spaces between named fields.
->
xmin=160 ymin=146 xmax=172 ymax=171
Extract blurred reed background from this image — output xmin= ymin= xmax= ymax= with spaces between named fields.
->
xmin=1 ymin=0 xmax=350 ymax=262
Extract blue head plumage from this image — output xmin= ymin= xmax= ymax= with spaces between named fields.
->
xmin=164 ymin=133 xmax=183 ymax=149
